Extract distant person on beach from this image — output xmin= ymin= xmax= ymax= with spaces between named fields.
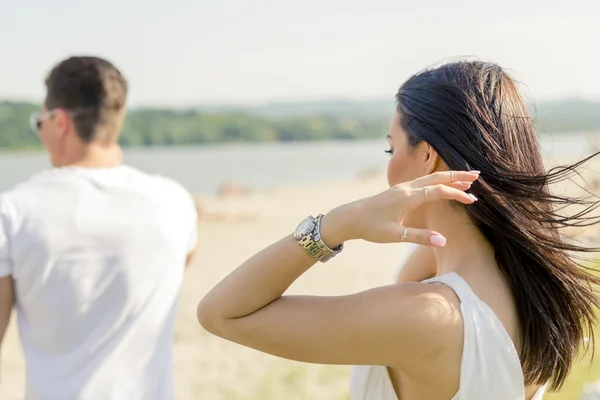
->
xmin=197 ymin=61 xmax=600 ymax=399
xmin=0 ymin=56 xmax=198 ymax=399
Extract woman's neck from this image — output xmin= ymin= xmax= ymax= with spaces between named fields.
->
xmin=426 ymin=203 xmax=497 ymax=277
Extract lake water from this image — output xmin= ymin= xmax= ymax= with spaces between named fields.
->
xmin=0 ymin=133 xmax=596 ymax=195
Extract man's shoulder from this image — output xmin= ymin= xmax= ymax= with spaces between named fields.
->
xmin=122 ymin=168 xmax=197 ymax=215
xmin=0 ymin=169 xmax=58 ymax=203
xmin=2 ymin=166 xmax=90 ymax=200
xmin=3 ymin=166 xmax=186 ymax=194
xmin=137 ymin=170 xmax=194 ymax=203
xmin=146 ymin=172 xmax=189 ymax=195
xmin=1 ymin=166 xmax=196 ymax=214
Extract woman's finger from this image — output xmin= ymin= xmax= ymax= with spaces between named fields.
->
xmin=395 ymin=226 xmax=448 ymax=247
xmin=411 ymin=171 xmax=480 ymax=189
xmin=448 ymin=181 xmax=473 ymax=190
xmin=407 ymin=183 xmax=478 ymax=209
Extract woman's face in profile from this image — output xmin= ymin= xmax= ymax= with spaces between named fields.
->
xmin=386 ymin=112 xmax=426 ymax=187
xmin=386 ymin=112 xmax=433 ymax=228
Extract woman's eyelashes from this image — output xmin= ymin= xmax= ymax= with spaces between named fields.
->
xmin=385 ymin=148 xmax=393 ymax=155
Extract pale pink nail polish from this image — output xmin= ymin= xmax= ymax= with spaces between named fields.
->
xmin=430 ymin=235 xmax=447 ymax=247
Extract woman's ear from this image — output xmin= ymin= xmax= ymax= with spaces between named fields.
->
xmin=421 ymin=142 xmax=443 ymax=175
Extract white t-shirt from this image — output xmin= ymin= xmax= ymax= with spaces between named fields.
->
xmin=0 ymin=165 xmax=198 ymax=400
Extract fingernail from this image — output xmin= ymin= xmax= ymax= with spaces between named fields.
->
xmin=470 ymin=170 xmax=481 ymax=174
xmin=430 ymin=235 xmax=447 ymax=247
xmin=468 ymin=193 xmax=478 ymax=201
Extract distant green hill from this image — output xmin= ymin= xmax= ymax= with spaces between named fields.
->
xmin=529 ymin=99 xmax=600 ymax=134
xmin=196 ymin=98 xmax=600 ymax=137
xmin=0 ymin=99 xmax=598 ymax=149
xmin=200 ymin=99 xmax=395 ymax=119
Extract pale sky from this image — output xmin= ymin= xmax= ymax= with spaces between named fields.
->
xmin=1 ymin=0 xmax=599 ymax=107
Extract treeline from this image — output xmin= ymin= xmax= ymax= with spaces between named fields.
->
xmin=119 ymin=109 xmax=388 ymax=146
xmin=0 ymin=99 xmax=598 ymax=149
xmin=0 ymin=102 xmax=388 ymax=149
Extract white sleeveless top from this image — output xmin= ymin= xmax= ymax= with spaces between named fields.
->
xmin=349 ymin=273 xmax=548 ymax=400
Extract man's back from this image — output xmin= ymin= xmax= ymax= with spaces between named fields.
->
xmin=0 ymin=165 xmax=197 ymax=399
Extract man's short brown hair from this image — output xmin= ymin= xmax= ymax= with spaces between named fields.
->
xmin=45 ymin=56 xmax=128 ymax=143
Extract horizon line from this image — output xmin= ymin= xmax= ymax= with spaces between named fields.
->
xmin=1 ymin=95 xmax=599 ymax=111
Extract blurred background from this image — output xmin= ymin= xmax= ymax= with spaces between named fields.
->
xmin=1 ymin=0 xmax=599 ymax=399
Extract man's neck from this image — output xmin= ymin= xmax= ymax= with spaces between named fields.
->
xmin=63 ymin=143 xmax=124 ymax=168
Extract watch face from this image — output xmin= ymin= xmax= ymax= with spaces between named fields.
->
xmin=294 ymin=217 xmax=315 ymax=239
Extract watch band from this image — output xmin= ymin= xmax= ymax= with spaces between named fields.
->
xmin=313 ymin=214 xmax=344 ymax=262
xmin=297 ymin=214 xmax=343 ymax=262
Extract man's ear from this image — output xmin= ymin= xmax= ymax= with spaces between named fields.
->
xmin=54 ymin=109 xmax=73 ymax=138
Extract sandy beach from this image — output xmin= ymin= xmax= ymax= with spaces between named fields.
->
xmin=1 ymin=157 xmax=599 ymax=400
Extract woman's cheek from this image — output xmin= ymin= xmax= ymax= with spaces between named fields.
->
xmin=387 ymin=155 xmax=407 ymax=187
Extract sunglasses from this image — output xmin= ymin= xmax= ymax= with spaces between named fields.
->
xmin=29 ymin=109 xmax=79 ymax=135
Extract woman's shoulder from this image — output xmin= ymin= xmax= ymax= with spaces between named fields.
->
xmin=392 ymin=280 xmax=462 ymax=317
xmin=381 ymin=282 xmax=464 ymax=368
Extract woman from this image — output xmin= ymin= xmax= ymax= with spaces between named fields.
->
xmin=197 ymin=61 xmax=600 ymax=399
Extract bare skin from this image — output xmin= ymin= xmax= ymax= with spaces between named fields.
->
xmin=198 ymin=171 xmax=479 ymax=399
xmin=0 ymin=277 xmax=13 ymax=355
xmin=197 ymin=113 xmax=543 ymax=399
xmin=395 ymin=246 xmax=437 ymax=284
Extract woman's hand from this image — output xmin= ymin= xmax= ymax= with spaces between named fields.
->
xmin=321 ymin=171 xmax=480 ymax=247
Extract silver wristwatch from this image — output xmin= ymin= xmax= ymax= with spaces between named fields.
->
xmin=293 ymin=214 xmax=343 ymax=262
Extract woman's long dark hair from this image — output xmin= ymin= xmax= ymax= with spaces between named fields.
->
xmin=396 ymin=61 xmax=600 ymax=390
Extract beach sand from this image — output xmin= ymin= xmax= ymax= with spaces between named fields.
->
xmin=1 ymin=158 xmax=599 ymax=400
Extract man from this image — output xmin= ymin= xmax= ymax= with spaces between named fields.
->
xmin=0 ymin=56 xmax=198 ymax=399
